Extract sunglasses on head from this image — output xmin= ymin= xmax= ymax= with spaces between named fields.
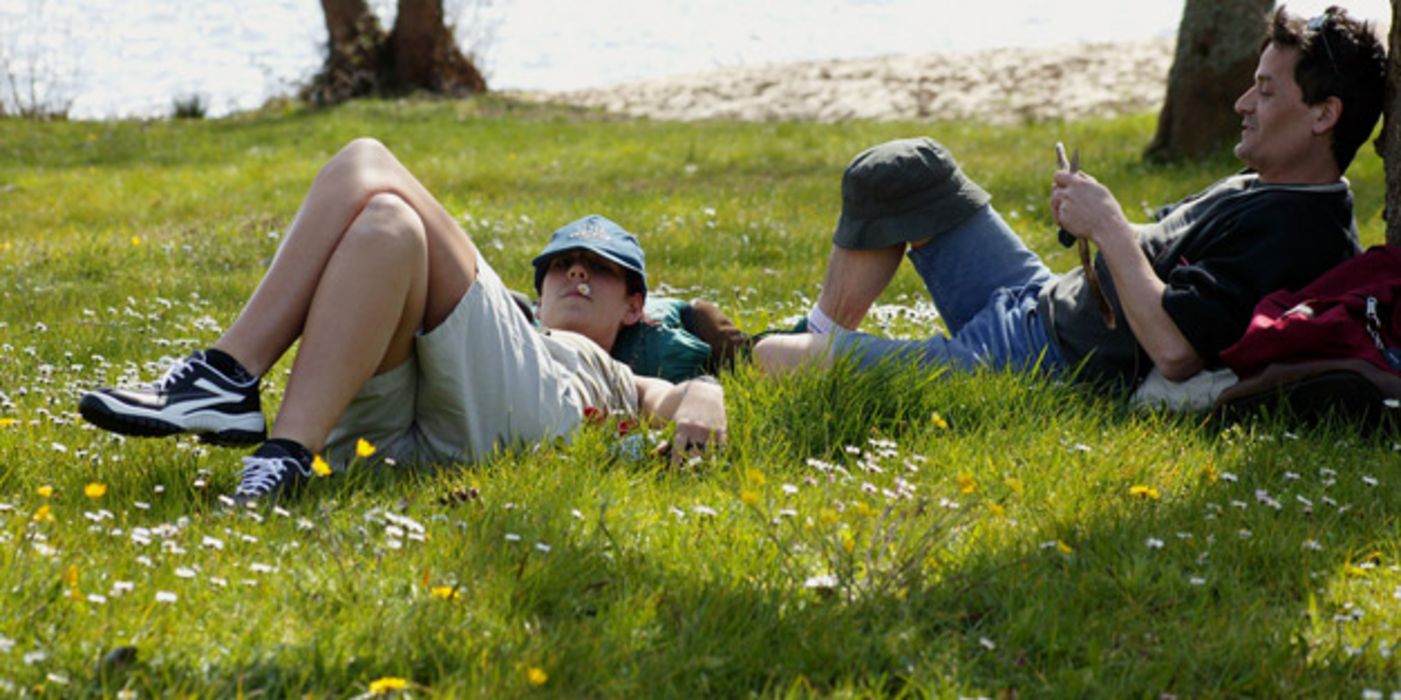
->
xmin=1306 ymin=13 xmax=1341 ymax=77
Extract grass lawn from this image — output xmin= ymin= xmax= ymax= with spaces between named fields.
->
xmin=1 ymin=97 xmax=1398 ymax=698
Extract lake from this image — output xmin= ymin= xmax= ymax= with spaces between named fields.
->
xmin=0 ymin=0 xmax=1388 ymax=119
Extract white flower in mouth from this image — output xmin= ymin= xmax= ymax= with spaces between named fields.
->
xmin=576 ymin=283 xmax=591 ymax=297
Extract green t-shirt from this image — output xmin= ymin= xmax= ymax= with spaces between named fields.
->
xmin=610 ymin=297 xmax=712 ymax=383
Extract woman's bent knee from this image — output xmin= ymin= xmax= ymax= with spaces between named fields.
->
xmin=344 ymin=193 xmax=426 ymax=259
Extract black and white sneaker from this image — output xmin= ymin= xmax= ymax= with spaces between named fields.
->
xmin=232 ymin=441 xmax=315 ymax=504
xmin=78 ymin=351 xmax=266 ymax=446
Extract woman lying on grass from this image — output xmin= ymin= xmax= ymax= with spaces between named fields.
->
xmin=77 ymin=138 xmax=727 ymax=503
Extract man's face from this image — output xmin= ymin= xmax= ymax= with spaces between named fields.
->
xmin=536 ymin=250 xmax=643 ymax=352
xmin=1233 ymin=43 xmax=1325 ymax=182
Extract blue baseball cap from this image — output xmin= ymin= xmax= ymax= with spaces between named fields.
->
xmin=531 ymin=214 xmax=647 ymax=294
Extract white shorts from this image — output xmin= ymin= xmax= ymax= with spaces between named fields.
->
xmin=324 ymin=256 xmax=584 ymax=467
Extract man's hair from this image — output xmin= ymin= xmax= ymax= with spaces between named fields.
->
xmin=1265 ymin=5 xmax=1387 ymax=173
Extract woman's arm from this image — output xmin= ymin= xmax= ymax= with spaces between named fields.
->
xmin=633 ymin=376 xmax=727 ymax=461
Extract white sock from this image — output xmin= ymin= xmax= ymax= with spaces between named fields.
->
xmin=805 ymin=305 xmax=845 ymax=335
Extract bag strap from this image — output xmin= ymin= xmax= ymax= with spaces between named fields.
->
xmin=1364 ymin=296 xmax=1401 ymax=371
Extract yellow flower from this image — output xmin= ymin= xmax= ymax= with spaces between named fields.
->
xmin=36 ymin=485 xmax=54 ymax=498
xmin=32 ymin=505 xmax=53 ymax=523
xmin=1056 ymin=540 xmax=1073 ymax=555
xmin=1201 ymin=464 xmax=1219 ymax=484
xmin=311 ymin=455 xmax=332 ymax=477
xmin=1003 ymin=477 xmax=1024 ymax=496
xmin=1128 ymin=485 xmax=1160 ymax=500
xmin=130 ymin=236 xmax=141 ymax=246
xmin=84 ymin=483 xmax=107 ymax=500
xmin=429 ymin=586 xmax=460 ymax=601
xmin=63 ymin=564 xmax=79 ymax=587
xmin=0 ymin=418 xmax=17 ymax=428
xmin=852 ymin=500 xmax=874 ymax=519
xmin=368 ymin=677 xmax=409 ymax=695
xmin=986 ymin=502 xmax=1006 ymax=518
xmin=526 ymin=667 xmax=548 ymax=686
xmin=739 ymin=489 xmax=760 ymax=507
xmin=356 ymin=438 xmax=377 ymax=459
xmin=841 ymin=532 xmax=856 ymax=554
xmin=818 ymin=508 xmax=839 ymax=526
xmin=956 ymin=473 xmax=977 ymax=495
xmin=745 ymin=468 xmax=766 ymax=486
xmin=931 ymin=412 xmax=949 ymax=430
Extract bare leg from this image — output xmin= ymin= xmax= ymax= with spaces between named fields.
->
xmin=753 ymin=333 xmax=835 ymax=375
xmin=214 ymin=138 xmax=477 ymax=376
xmin=267 ymin=194 xmax=434 ymax=451
xmin=813 ymin=244 xmax=906 ymax=330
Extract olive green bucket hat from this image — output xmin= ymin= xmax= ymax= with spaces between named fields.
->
xmin=832 ymin=137 xmax=991 ymax=250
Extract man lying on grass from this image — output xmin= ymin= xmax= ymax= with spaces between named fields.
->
xmin=77 ymin=139 xmax=726 ymax=503
xmin=755 ymin=6 xmax=1386 ymax=389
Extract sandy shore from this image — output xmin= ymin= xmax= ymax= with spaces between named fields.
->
xmin=516 ymin=39 xmax=1175 ymax=123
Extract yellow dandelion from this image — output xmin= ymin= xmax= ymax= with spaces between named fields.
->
xmin=130 ymin=236 xmax=141 ymax=247
xmin=852 ymin=500 xmax=874 ymax=519
xmin=311 ymin=455 xmax=332 ymax=477
xmin=986 ymin=502 xmax=1006 ymax=518
xmin=368 ymin=677 xmax=409 ymax=695
xmin=739 ymin=489 xmax=760 ymax=507
xmin=931 ymin=412 xmax=949 ymax=430
xmin=33 ymin=505 xmax=53 ymax=523
xmin=84 ymin=482 xmax=107 ymax=500
xmin=1128 ymin=485 xmax=1160 ymax=500
xmin=0 ymin=418 xmax=17 ymax=428
xmin=1056 ymin=540 xmax=1073 ymax=555
xmin=356 ymin=438 xmax=377 ymax=458
xmin=956 ymin=473 xmax=977 ymax=495
xmin=1003 ymin=477 xmax=1024 ymax=496
xmin=63 ymin=564 xmax=79 ymax=587
xmin=818 ymin=508 xmax=839 ymax=526
xmin=745 ymin=468 xmax=766 ymax=487
xmin=429 ymin=586 xmax=460 ymax=601
xmin=526 ymin=667 xmax=548 ymax=686
xmin=36 ymin=485 xmax=54 ymax=498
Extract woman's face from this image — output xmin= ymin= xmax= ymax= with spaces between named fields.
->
xmin=536 ymin=250 xmax=643 ymax=351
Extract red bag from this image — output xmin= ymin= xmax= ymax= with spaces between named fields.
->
xmin=1219 ymin=245 xmax=1401 ymax=378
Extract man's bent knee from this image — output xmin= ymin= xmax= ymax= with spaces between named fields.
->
xmin=832 ymin=137 xmax=990 ymax=251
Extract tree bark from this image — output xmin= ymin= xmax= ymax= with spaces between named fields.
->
xmin=306 ymin=0 xmax=386 ymax=105
xmin=388 ymin=0 xmax=487 ymax=93
xmin=1382 ymin=0 xmax=1401 ymax=247
xmin=305 ymin=0 xmax=485 ymax=106
xmin=1145 ymin=0 xmax=1274 ymax=161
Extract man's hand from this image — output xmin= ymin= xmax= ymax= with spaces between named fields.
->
xmin=1050 ymin=170 xmax=1134 ymax=247
xmin=1050 ymin=170 xmax=1205 ymax=380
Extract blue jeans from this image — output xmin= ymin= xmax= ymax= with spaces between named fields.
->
xmin=833 ymin=206 xmax=1067 ymax=374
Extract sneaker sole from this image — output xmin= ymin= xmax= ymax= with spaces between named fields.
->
xmin=79 ymin=393 xmax=266 ymax=447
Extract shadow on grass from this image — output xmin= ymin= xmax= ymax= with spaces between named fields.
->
xmin=56 ymin=363 xmax=1401 ymax=698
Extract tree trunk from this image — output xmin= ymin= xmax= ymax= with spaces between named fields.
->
xmin=388 ymin=0 xmax=487 ymax=94
xmin=306 ymin=0 xmax=386 ymax=106
xmin=1382 ymin=0 xmax=1401 ymax=247
xmin=305 ymin=0 xmax=485 ymax=106
xmin=1145 ymin=0 xmax=1274 ymax=161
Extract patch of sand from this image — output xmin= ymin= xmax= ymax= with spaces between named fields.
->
xmin=515 ymin=39 xmax=1175 ymax=123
